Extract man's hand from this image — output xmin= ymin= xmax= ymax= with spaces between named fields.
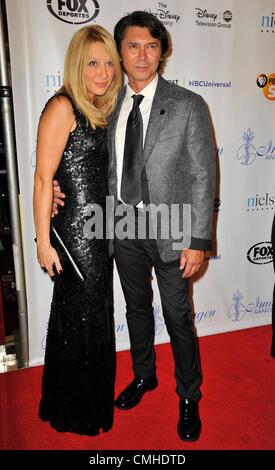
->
xmin=180 ymin=248 xmax=205 ymax=278
xmin=52 ymin=179 xmax=65 ymax=217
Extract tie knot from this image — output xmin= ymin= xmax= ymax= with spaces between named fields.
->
xmin=132 ymin=94 xmax=144 ymax=108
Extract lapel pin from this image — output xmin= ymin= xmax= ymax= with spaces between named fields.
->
xmin=160 ymin=109 xmax=165 ymax=115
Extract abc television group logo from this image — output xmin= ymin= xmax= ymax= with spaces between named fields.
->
xmin=195 ymin=8 xmax=233 ymax=29
xmin=47 ymin=0 xmax=99 ymax=24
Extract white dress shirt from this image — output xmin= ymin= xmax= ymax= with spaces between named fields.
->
xmin=115 ymin=74 xmax=159 ymax=206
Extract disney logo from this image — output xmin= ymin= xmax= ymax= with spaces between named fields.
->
xmin=237 ymin=128 xmax=275 ymax=165
xmin=145 ymin=8 xmax=180 ymax=22
xmin=195 ymin=8 xmax=217 ymax=22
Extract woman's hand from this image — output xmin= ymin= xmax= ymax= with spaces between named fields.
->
xmin=37 ymin=243 xmax=63 ymax=277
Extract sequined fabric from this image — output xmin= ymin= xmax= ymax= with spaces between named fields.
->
xmin=38 ymin=94 xmax=115 ymax=436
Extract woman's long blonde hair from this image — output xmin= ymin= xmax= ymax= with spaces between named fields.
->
xmin=60 ymin=25 xmax=122 ymax=128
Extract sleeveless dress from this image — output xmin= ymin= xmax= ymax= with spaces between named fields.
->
xmin=38 ymin=95 xmax=115 ymax=436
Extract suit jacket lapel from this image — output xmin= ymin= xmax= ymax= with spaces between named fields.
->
xmin=143 ymin=75 xmax=170 ymax=164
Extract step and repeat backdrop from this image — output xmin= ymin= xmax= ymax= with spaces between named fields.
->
xmin=5 ymin=0 xmax=274 ymax=365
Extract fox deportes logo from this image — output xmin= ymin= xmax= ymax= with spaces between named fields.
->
xmin=46 ymin=0 xmax=99 ymax=25
xmin=247 ymin=242 xmax=273 ymax=265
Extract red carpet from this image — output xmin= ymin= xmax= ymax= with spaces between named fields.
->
xmin=0 ymin=325 xmax=275 ymax=450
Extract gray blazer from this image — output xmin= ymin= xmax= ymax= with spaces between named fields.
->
xmin=107 ymin=75 xmax=215 ymax=262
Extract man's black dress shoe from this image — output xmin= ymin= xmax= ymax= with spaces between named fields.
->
xmin=177 ymin=399 xmax=202 ymax=442
xmin=115 ymin=375 xmax=158 ymax=410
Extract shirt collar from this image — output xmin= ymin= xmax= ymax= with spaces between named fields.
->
xmin=125 ymin=74 xmax=159 ymax=101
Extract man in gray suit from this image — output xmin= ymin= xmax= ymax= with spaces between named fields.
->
xmin=111 ymin=12 xmax=215 ymax=442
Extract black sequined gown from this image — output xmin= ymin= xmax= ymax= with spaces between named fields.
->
xmin=38 ymin=95 xmax=115 ymax=436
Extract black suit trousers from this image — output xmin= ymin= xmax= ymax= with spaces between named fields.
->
xmin=114 ymin=210 xmax=202 ymax=401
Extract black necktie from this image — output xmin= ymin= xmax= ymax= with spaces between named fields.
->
xmin=121 ymin=94 xmax=144 ymax=206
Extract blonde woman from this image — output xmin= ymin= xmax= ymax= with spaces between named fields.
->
xmin=33 ymin=25 xmax=122 ymax=436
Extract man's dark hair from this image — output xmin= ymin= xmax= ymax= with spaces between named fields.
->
xmin=114 ymin=11 xmax=169 ymax=55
